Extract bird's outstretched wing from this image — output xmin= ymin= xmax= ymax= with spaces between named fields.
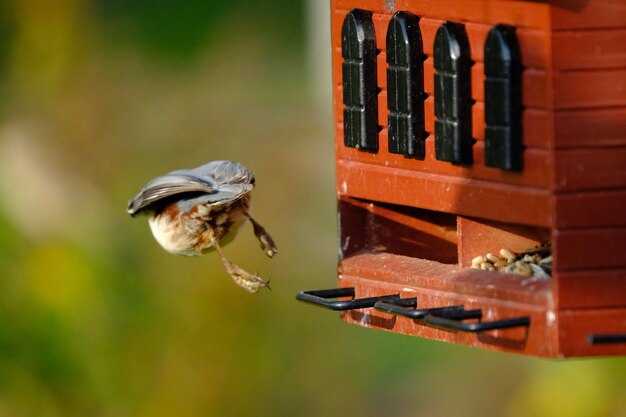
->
xmin=186 ymin=160 xmax=255 ymax=187
xmin=127 ymin=174 xmax=216 ymax=216
xmin=127 ymin=161 xmax=255 ymax=216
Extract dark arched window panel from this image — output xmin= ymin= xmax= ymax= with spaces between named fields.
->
xmin=386 ymin=11 xmax=426 ymax=159
xmin=484 ymin=24 xmax=523 ymax=171
xmin=433 ymin=22 xmax=473 ymax=164
xmin=342 ymin=9 xmax=379 ymax=152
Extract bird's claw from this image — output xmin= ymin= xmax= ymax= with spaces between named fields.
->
xmin=248 ymin=215 xmax=278 ymax=258
xmin=260 ymin=239 xmax=278 ymax=258
xmin=226 ymin=262 xmax=271 ymax=294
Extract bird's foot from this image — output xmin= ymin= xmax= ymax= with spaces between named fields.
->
xmin=225 ymin=262 xmax=271 ymax=294
xmin=211 ymin=234 xmax=272 ymax=294
xmin=247 ymin=215 xmax=278 ymax=258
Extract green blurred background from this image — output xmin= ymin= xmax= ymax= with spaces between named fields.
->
xmin=0 ymin=1 xmax=624 ymax=416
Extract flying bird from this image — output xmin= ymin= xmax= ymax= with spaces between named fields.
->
xmin=127 ymin=160 xmax=277 ymax=293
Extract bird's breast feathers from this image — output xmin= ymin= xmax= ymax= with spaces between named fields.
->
xmin=148 ymin=207 xmax=201 ymax=256
xmin=147 ymin=200 xmax=249 ymax=256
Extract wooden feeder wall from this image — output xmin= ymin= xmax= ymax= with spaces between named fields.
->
xmin=299 ymin=0 xmax=626 ymax=358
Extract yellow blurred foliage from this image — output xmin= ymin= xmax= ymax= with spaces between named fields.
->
xmin=507 ymin=361 xmax=613 ymax=417
xmin=7 ymin=0 xmax=91 ymax=103
xmin=25 ymin=242 xmax=98 ymax=316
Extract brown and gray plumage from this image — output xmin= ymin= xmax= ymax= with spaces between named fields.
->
xmin=127 ymin=160 xmax=277 ymax=293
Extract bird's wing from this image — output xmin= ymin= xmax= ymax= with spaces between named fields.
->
xmin=127 ymin=174 xmax=216 ymax=216
xmin=186 ymin=160 xmax=255 ymax=187
xmin=128 ymin=161 xmax=256 ymax=216
xmin=173 ymin=182 xmax=254 ymax=214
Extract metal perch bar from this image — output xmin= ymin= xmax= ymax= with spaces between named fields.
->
xmin=295 ymin=287 xmax=402 ymax=311
xmin=587 ymin=333 xmax=626 ymax=345
xmin=424 ymin=314 xmax=531 ymax=333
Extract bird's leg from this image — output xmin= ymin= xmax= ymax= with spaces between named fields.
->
xmin=211 ymin=237 xmax=271 ymax=294
xmin=246 ymin=214 xmax=278 ymax=258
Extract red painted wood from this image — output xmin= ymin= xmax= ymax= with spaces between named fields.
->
xmin=335 ymin=0 xmax=553 ymax=29
xmin=553 ymin=227 xmax=626 ymax=270
xmin=553 ymin=28 xmax=626 ymax=70
xmin=523 ymin=110 xmax=553 ymax=150
xmin=336 ymin=130 xmax=553 ymax=188
xmin=340 ymin=275 xmax=555 ymax=356
xmin=457 ymin=217 xmax=549 ymax=268
xmin=553 ymin=68 xmax=626 ymax=110
xmin=338 ymin=253 xmax=626 ymax=357
xmin=338 ymin=252 xmax=556 ymax=356
xmin=338 ymin=197 xmax=459 ymax=263
xmin=336 ymin=159 xmax=553 ymax=227
xmin=340 ymin=252 xmax=552 ymax=305
xmin=551 ymin=0 xmax=626 ymax=30
xmin=558 ymin=308 xmax=626 ymax=357
xmin=419 ymin=19 xmax=548 ymax=69
xmin=554 ymin=189 xmax=626 ymax=228
xmin=554 ymin=107 xmax=626 ymax=148
xmin=554 ymin=147 xmax=626 ymax=191
xmin=556 ymin=268 xmax=626 ymax=309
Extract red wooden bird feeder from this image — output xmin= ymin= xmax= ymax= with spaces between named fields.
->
xmin=297 ymin=0 xmax=626 ymax=357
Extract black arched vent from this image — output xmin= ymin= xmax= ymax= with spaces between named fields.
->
xmin=433 ymin=22 xmax=473 ymax=164
xmin=484 ymin=24 xmax=523 ymax=171
xmin=386 ymin=11 xmax=426 ymax=158
xmin=342 ymin=9 xmax=378 ymax=152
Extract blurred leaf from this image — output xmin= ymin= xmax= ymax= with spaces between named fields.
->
xmin=6 ymin=0 xmax=91 ymax=104
xmin=97 ymin=0 xmax=305 ymax=61
xmin=506 ymin=361 xmax=613 ymax=417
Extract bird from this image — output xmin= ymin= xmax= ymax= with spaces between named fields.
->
xmin=127 ymin=160 xmax=277 ymax=293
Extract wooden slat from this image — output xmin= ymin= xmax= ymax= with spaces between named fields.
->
xmin=516 ymin=26 xmax=550 ymax=71
xmin=372 ymin=12 xmax=391 ymax=51
xmin=418 ymin=18 xmax=443 ymax=57
xmin=554 ymin=147 xmax=626 ymax=191
xmin=420 ymin=19 xmax=548 ymax=70
xmin=554 ymin=189 xmax=626 ymax=228
xmin=334 ymin=0 xmax=552 ymax=30
xmin=556 ymin=268 xmax=626 ymax=309
xmin=339 ymin=252 xmax=556 ymax=356
xmin=524 ymin=109 xmax=553 ymax=150
xmin=553 ymin=28 xmax=626 ymax=70
xmin=334 ymin=9 xmax=550 ymax=67
xmin=336 ymin=159 xmax=552 ymax=227
xmin=336 ymin=122 xmax=552 ymax=188
xmin=331 ymin=10 xmax=347 ymax=59
xmin=554 ymin=68 xmax=626 ymax=110
xmin=558 ymin=308 xmax=626 ymax=357
xmin=554 ymin=107 xmax=626 ymax=148
xmin=551 ymin=0 xmax=626 ymax=30
xmin=553 ymin=226 xmax=626 ymax=270
xmin=332 ymin=48 xmax=343 ymax=88
xmin=340 ymin=252 xmax=553 ymax=304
